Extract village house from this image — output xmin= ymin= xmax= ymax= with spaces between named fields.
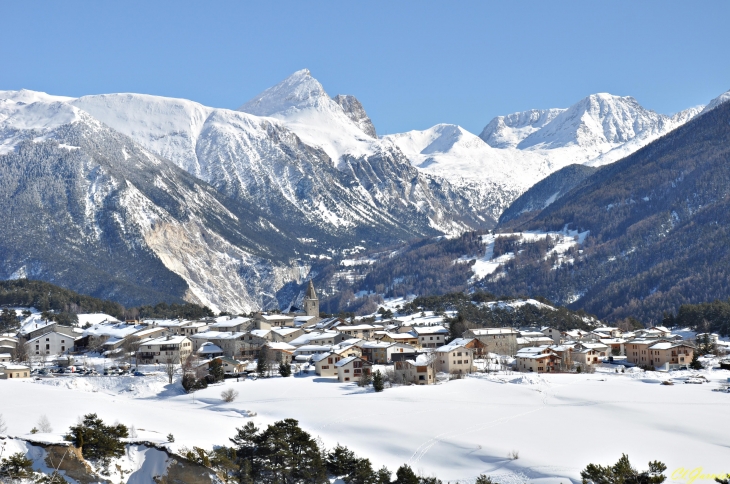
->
xmin=266 ymin=342 xmax=295 ymax=365
xmin=335 ymin=324 xmax=382 ymax=340
xmin=434 ymin=340 xmax=475 ymax=375
xmin=600 ymin=338 xmax=627 ymax=357
xmin=335 ymin=356 xmax=372 ymax=383
xmin=571 ymin=342 xmax=610 ymax=367
xmin=191 ymin=331 xmax=249 ymax=359
xmin=0 ymin=363 xmax=31 ymax=379
xmin=177 ymin=321 xmax=210 ymax=336
xmin=625 ymin=339 xmax=671 ymax=366
xmin=0 ymin=353 xmax=10 ymax=363
xmin=394 ymin=354 xmax=436 ymax=385
xmin=136 ymin=335 xmax=192 ymax=364
xmin=289 ymin=331 xmax=342 ymax=347
xmin=515 ymin=346 xmax=562 ymax=373
xmin=413 ymin=326 xmax=450 ymax=348
xmin=541 ymin=327 xmax=562 ymax=344
xmin=360 ymin=341 xmax=416 ymax=364
xmin=377 ymin=332 xmax=419 ymax=347
xmin=27 ymin=331 xmax=77 ymax=356
xmin=312 ymin=352 xmax=341 ymax=377
xmin=333 ymin=344 xmax=362 ymax=359
xmin=292 ymin=344 xmax=332 ymax=359
xmin=0 ymin=336 xmax=18 ymax=355
xmin=592 ymin=327 xmax=623 ymax=339
xmin=517 ymin=335 xmax=555 ymax=350
xmin=464 ymin=327 xmax=519 ymax=355
xmin=271 ymin=327 xmax=304 ymax=343
xmin=254 ymin=313 xmax=296 ymax=328
xmin=642 ymin=341 xmax=694 ymax=371
xmin=218 ymin=356 xmax=247 ymax=375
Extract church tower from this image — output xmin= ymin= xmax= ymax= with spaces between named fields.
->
xmin=303 ymin=280 xmax=320 ymax=320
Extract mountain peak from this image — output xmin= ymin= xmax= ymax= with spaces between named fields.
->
xmin=238 ymin=69 xmax=328 ymax=116
xmin=332 ymin=94 xmax=377 ymax=138
xmin=700 ymin=89 xmax=730 ymax=115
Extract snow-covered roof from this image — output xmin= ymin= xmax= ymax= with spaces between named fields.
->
xmin=334 ymin=356 xmax=358 ymax=367
xmin=267 ymin=342 xmax=296 ymax=351
xmin=294 ymin=344 xmax=333 ymax=353
xmin=197 ymin=342 xmax=224 ymax=354
xmin=76 ymin=313 xmax=121 ymax=327
xmin=249 ymin=329 xmax=271 ymax=338
xmin=412 ymin=325 xmax=449 ymax=335
xmin=435 ymin=340 xmax=470 ymax=353
xmin=142 ymin=335 xmax=189 ymax=345
xmin=0 ymin=363 xmax=30 ymax=371
xmin=26 ymin=331 xmax=79 ymax=344
xmin=18 ymin=315 xmax=54 ymax=335
xmin=258 ymin=314 xmax=294 ymax=321
xmin=311 ymin=352 xmax=333 ymax=363
xmin=289 ymin=332 xmax=337 ymax=346
xmin=271 ymin=327 xmax=301 ymax=336
xmin=83 ymin=322 xmax=146 ymax=339
xmin=191 ymin=331 xmax=246 ymax=340
xmin=469 ymin=327 xmax=518 ymax=336
xmin=209 ymin=317 xmax=250 ymax=329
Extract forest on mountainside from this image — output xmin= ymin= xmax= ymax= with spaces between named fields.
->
xmin=0 ymin=279 xmax=213 ymax=330
xmin=662 ymin=298 xmax=730 ymax=336
xmin=479 ymin=101 xmax=730 ymax=323
xmin=317 ymin=231 xmax=487 ymax=314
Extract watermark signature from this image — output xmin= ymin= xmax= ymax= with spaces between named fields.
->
xmin=672 ymin=467 xmax=730 ymax=484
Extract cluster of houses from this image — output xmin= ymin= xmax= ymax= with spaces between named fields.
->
xmin=1 ymin=284 xmax=724 ymax=383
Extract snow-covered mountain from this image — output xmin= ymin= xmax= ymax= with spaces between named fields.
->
xmin=386 ymin=93 xmax=709 ymax=214
xmin=0 ymin=72 xmax=726 ymax=313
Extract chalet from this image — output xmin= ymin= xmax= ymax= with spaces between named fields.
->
xmin=599 ymin=338 xmax=627 ymax=357
xmin=434 ymin=340 xmax=475 ymax=375
xmin=335 ymin=356 xmax=372 ymax=383
xmin=515 ymin=346 xmax=561 ymax=373
xmin=394 ymin=354 xmax=435 ymax=385
xmin=464 ymin=328 xmax=519 ymax=355
xmin=136 ymin=335 xmax=192 ymax=364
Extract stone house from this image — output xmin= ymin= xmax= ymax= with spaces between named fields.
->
xmin=434 ymin=341 xmax=475 ymax=375
xmin=464 ymin=328 xmax=519 ymax=355
xmin=335 ymin=356 xmax=372 ymax=383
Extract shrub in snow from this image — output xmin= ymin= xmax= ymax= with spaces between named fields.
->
xmin=221 ymin=388 xmax=239 ymax=402
xmin=509 ymin=450 xmax=519 ymax=460
xmin=475 ymin=475 xmax=495 ymax=484
xmin=167 ymin=433 xmax=175 ymax=443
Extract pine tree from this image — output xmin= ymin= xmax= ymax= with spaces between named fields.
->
xmin=373 ymin=370 xmax=384 ymax=392
xmin=689 ymin=352 xmax=703 ymax=370
xmin=394 ymin=464 xmax=419 ymax=484
xmin=580 ymin=454 xmax=666 ymax=484
xmin=209 ymin=358 xmax=225 ymax=382
xmin=66 ymin=414 xmax=128 ymax=467
xmin=256 ymin=346 xmax=270 ymax=377
xmin=475 ymin=476 xmax=494 ymax=484
xmin=279 ymin=362 xmax=292 ymax=377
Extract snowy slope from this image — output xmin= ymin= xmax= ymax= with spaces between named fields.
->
xmin=700 ymin=88 xmax=730 ymax=114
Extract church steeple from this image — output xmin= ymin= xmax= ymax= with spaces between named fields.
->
xmin=303 ymin=280 xmax=320 ymax=320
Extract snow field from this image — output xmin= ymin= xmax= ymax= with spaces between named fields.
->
xmin=2 ymin=366 xmax=730 ymax=483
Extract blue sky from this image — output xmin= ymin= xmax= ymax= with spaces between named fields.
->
xmin=1 ymin=1 xmax=729 ymax=134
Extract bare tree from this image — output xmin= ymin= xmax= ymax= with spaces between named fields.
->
xmin=14 ymin=342 xmax=30 ymax=365
xmin=165 ymin=356 xmax=176 ymax=384
xmin=0 ymin=413 xmax=7 ymax=434
xmin=121 ymin=336 xmax=142 ymax=366
xmin=37 ymin=415 xmax=53 ymax=433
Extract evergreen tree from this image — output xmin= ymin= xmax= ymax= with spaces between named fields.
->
xmin=373 ymin=370 xmax=385 ymax=392
xmin=66 ymin=414 xmax=128 ymax=467
xmin=475 ymin=476 xmax=494 ymax=484
xmin=326 ymin=444 xmax=358 ymax=477
xmin=279 ymin=362 xmax=292 ymax=377
xmin=375 ymin=467 xmax=392 ymax=484
xmin=0 ymin=452 xmax=34 ymax=480
xmin=580 ymin=454 xmax=666 ymax=484
xmin=257 ymin=346 xmax=270 ymax=378
xmin=689 ymin=352 xmax=703 ymax=370
xmin=209 ymin=358 xmax=225 ymax=382
xmin=394 ymin=464 xmax=419 ymax=484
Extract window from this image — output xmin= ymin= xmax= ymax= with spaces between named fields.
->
xmin=344 ymin=369 xmax=350 ymax=373
xmin=322 ymin=365 xmax=329 ymax=369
